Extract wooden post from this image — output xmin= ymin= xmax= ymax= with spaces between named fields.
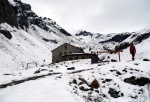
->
xmin=118 ymin=52 xmax=121 ymax=62
xmin=117 ymin=51 xmax=121 ymax=62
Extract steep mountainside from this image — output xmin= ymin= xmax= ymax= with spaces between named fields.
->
xmin=0 ymin=0 xmax=84 ymax=72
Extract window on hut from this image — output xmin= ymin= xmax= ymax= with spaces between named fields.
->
xmin=64 ymin=52 xmax=67 ymax=55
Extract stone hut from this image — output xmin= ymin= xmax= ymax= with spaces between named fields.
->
xmin=51 ymin=43 xmax=84 ymax=63
xmin=51 ymin=43 xmax=99 ymax=63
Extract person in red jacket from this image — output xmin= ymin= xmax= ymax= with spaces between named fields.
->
xmin=129 ymin=43 xmax=136 ymax=60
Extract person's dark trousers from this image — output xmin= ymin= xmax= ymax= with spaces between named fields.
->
xmin=131 ymin=53 xmax=135 ymax=60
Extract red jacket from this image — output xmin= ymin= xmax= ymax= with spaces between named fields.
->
xmin=130 ymin=45 xmax=136 ymax=53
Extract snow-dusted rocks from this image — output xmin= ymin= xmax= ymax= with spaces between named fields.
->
xmin=124 ymin=76 xmax=150 ymax=86
xmin=0 ymin=30 xmax=12 ymax=39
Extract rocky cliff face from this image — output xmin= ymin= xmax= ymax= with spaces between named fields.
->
xmin=0 ymin=0 xmax=18 ymax=27
xmin=14 ymin=0 xmax=71 ymax=35
xmin=0 ymin=0 xmax=71 ymax=36
xmin=14 ymin=0 xmax=29 ymax=29
xmin=75 ymin=31 xmax=93 ymax=37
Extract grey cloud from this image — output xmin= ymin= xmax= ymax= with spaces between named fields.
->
xmin=21 ymin=0 xmax=150 ymax=34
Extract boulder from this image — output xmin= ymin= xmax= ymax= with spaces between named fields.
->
xmin=78 ymin=77 xmax=88 ymax=85
xmin=89 ymin=79 xmax=100 ymax=89
xmin=0 ymin=30 xmax=12 ymax=39
xmin=111 ymin=59 xmax=117 ymax=62
xmin=72 ymin=79 xmax=77 ymax=85
xmin=78 ymin=78 xmax=100 ymax=89
xmin=108 ymin=88 xmax=120 ymax=98
xmin=67 ymin=67 xmax=75 ymax=70
xmin=143 ymin=58 xmax=150 ymax=61
xmin=124 ymin=76 xmax=150 ymax=86
xmin=34 ymin=69 xmax=40 ymax=74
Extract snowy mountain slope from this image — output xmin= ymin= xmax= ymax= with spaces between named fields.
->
xmin=75 ymin=31 xmax=113 ymax=44
xmin=0 ymin=23 xmax=51 ymax=74
xmin=115 ymin=29 xmax=150 ymax=52
xmin=0 ymin=0 xmax=85 ymax=74
xmin=81 ymin=32 xmax=132 ymax=52
xmin=75 ymin=28 xmax=150 ymax=53
xmin=75 ymin=31 xmax=94 ymax=43
xmin=91 ymin=30 xmax=150 ymax=63
xmin=120 ymin=34 xmax=150 ymax=61
xmin=0 ymin=22 xmax=84 ymax=74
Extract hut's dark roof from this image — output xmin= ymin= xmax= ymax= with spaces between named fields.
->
xmin=51 ymin=43 xmax=82 ymax=52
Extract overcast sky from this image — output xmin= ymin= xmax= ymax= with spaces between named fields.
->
xmin=21 ymin=0 xmax=150 ymax=34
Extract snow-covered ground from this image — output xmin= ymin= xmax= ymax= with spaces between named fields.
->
xmin=0 ymin=22 xmax=150 ymax=101
xmin=0 ymin=75 xmax=84 ymax=102
xmin=0 ymin=54 xmax=150 ymax=102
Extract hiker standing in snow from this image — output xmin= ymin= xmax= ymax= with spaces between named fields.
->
xmin=129 ymin=43 xmax=136 ymax=60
